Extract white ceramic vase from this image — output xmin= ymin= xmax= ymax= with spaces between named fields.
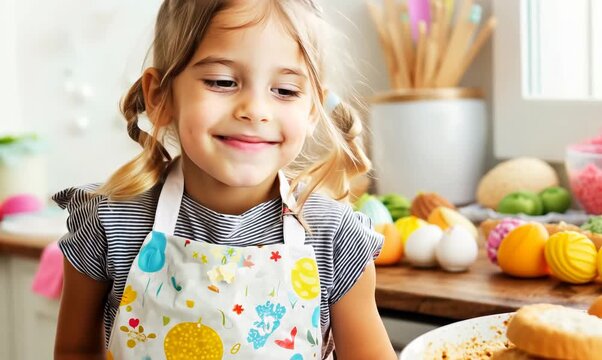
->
xmin=370 ymin=88 xmax=487 ymax=205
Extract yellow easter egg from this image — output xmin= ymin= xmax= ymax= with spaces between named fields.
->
xmin=597 ymin=247 xmax=602 ymax=280
xmin=164 ymin=321 xmax=223 ymax=360
xmin=106 ymin=351 xmax=114 ymax=360
xmin=395 ymin=216 xmax=427 ymax=246
xmin=427 ymin=207 xmax=478 ymax=238
xmin=544 ymin=231 xmax=597 ymax=284
xmin=497 ymin=223 xmax=549 ymax=278
xmin=291 ymin=258 xmax=320 ymax=300
xmin=120 ymin=285 xmax=137 ymax=306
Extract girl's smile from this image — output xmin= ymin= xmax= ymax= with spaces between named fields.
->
xmin=214 ymin=134 xmax=281 ymax=153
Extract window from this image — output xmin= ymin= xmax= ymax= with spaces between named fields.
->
xmin=494 ymin=0 xmax=602 ymax=161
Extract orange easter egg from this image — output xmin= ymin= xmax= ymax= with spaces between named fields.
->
xmin=497 ymin=223 xmax=549 ymax=278
xmin=374 ymin=223 xmax=403 ymax=266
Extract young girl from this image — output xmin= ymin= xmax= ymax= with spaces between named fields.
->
xmin=54 ymin=0 xmax=396 ymax=359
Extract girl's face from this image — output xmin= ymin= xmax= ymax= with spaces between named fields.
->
xmin=171 ymin=4 xmax=316 ymax=189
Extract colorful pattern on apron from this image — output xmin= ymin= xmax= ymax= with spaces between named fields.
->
xmin=107 ymin=159 xmax=322 ymax=360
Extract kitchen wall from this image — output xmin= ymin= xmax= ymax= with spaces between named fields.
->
xmin=1 ymin=0 xmax=495 ymax=195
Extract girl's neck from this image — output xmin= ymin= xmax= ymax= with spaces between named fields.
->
xmin=180 ymin=155 xmax=280 ymax=215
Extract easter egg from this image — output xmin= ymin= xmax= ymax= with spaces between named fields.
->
xmin=435 ymin=226 xmax=478 ymax=272
xmin=544 ymin=231 xmax=597 ymax=284
xmin=404 ymin=225 xmax=443 ymax=268
xmin=395 ymin=216 xmax=427 ymax=246
xmin=164 ymin=321 xmax=223 ymax=359
xmin=598 ymin=247 xmax=602 ymax=279
xmin=374 ymin=223 xmax=403 ymax=266
xmin=497 ymin=223 xmax=548 ymax=278
xmin=427 ymin=207 xmax=478 ymax=238
xmin=486 ymin=218 xmax=526 ymax=265
xmin=291 ymin=258 xmax=320 ymax=300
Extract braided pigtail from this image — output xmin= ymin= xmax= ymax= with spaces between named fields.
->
xmin=96 ymin=78 xmax=172 ymax=200
xmin=292 ymin=94 xmax=371 ymax=212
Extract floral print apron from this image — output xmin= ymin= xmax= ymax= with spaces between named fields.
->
xmin=107 ymin=159 xmax=322 ymax=360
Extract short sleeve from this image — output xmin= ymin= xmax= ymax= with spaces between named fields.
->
xmin=53 ymin=185 xmax=110 ymax=282
xmin=329 ymin=205 xmax=384 ymax=305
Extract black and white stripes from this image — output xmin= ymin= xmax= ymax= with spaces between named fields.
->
xmin=54 ymin=184 xmax=383 ymax=357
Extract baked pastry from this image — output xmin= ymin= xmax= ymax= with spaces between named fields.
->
xmin=507 ymin=304 xmax=602 ymax=360
xmin=491 ymin=348 xmax=542 ymax=360
xmin=479 ymin=219 xmax=602 ymax=250
xmin=410 ymin=192 xmax=455 ymax=220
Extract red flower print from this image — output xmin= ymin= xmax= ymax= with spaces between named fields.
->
xmin=233 ymin=304 xmax=244 ymax=315
xmin=270 ymin=251 xmax=282 ymax=262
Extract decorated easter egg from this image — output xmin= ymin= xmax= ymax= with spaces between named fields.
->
xmin=291 ymin=258 xmax=320 ymax=300
xmin=544 ymin=231 xmax=597 ymax=284
xmin=164 ymin=320 xmax=223 ymax=359
xmin=487 ymin=218 xmax=526 ymax=265
xmin=435 ymin=226 xmax=478 ymax=272
xmin=404 ymin=225 xmax=443 ymax=268
xmin=497 ymin=223 xmax=548 ymax=278
xmin=598 ymin=247 xmax=602 ymax=280
xmin=395 ymin=216 xmax=427 ymax=246
xmin=427 ymin=206 xmax=478 ymax=238
xmin=374 ymin=223 xmax=403 ymax=266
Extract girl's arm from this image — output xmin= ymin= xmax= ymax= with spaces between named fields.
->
xmin=330 ymin=261 xmax=397 ymax=360
xmin=54 ymin=259 xmax=111 ymax=360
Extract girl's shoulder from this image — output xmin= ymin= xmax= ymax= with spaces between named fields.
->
xmin=52 ymin=184 xmax=161 ymax=223
xmin=303 ymin=192 xmax=377 ymax=238
xmin=302 ymin=192 xmax=350 ymax=223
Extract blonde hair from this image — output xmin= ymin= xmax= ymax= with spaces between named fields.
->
xmin=98 ymin=0 xmax=371 ymax=214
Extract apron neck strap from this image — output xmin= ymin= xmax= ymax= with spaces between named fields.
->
xmin=153 ymin=158 xmax=306 ymax=246
xmin=278 ymin=171 xmax=306 ymax=247
xmin=153 ymin=158 xmax=185 ymax=236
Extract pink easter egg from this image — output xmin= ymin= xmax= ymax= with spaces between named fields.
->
xmin=486 ymin=218 xmax=526 ymax=265
xmin=0 ymin=194 xmax=44 ymax=220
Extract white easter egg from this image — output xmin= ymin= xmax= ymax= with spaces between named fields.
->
xmin=405 ymin=225 xmax=444 ymax=268
xmin=435 ymin=225 xmax=478 ymax=272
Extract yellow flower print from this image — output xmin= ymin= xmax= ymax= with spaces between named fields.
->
xmin=120 ymin=285 xmax=137 ymax=306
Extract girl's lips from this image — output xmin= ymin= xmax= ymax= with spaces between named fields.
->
xmin=215 ymin=135 xmax=279 ymax=152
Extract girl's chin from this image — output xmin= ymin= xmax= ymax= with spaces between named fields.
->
xmin=215 ymin=170 xmax=278 ymax=189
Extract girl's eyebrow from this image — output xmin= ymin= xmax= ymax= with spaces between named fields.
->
xmin=191 ymin=56 xmax=235 ymax=68
xmin=191 ymin=55 xmax=307 ymax=79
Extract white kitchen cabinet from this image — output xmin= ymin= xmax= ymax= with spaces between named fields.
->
xmin=0 ymin=255 xmax=59 ymax=360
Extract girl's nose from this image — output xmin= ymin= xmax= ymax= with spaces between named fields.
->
xmin=233 ymin=90 xmax=271 ymax=123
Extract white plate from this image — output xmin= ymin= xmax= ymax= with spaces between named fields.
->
xmin=399 ymin=313 xmax=513 ymax=360
xmin=459 ymin=203 xmax=589 ymax=225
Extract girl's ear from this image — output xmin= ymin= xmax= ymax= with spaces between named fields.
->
xmin=141 ymin=68 xmax=173 ymax=126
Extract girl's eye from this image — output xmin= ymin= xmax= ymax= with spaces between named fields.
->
xmin=203 ymin=80 xmax=237 ymax=89
xmin=272 ymin=88 xmax=300 ymax=98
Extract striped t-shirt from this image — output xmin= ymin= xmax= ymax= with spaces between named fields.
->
xmin=53 ymin=183 xmax=383 ymax=359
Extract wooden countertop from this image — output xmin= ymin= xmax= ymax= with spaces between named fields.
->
xmin=375 ymin=249 xmax=602 ymax=320
xmin=4 ymin=228 xmax=602 ymax=322
xmin=0 ymin=230 xmax=57 ymax=258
